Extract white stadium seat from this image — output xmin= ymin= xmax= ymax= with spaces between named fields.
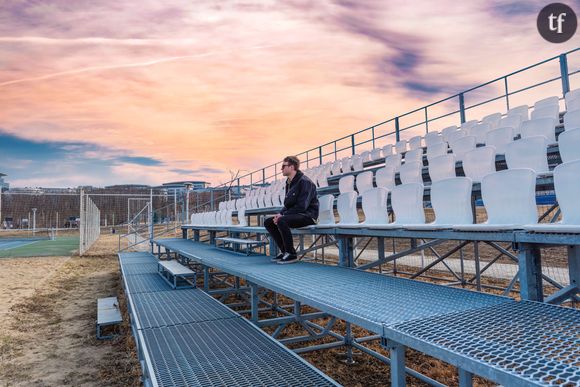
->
xmin=399 ymin=161 xmax=423 ymax=184
xmin=534 ymin=95 xmax=559 ymax=109
xmin=406 ymin=177 xmax=473 ymax=230
xmin=557 ymin=128 xmax=580 ymax=163
xmin=408 ymin=135 xmax=423 ymax=150
xmin=395 ymin=140 xmax=408 ymax=154
xmin=428 ymin=154 xmax=456 ymax=183
xmin=449 ymin=135 xmax=476 ymax=161
xmin=424 ymin=131 xmax=443 ymax=147
xmin=370 ymin=148 xmax=383 ymax=161
xmin=563 ymin=109 xmax=580 ymax=131
xmin=462 ymin=146 xmax=496 ymax=183
xmin=531 ymin=104 xmax=559 ymax=121
xmin=454 ymin=169 xmax=537 ymax=230
xmin=356 ymin=171 xmax=374 ymax=195
xmin=382 ymin=144 xmax=394 ymax=157
xmin=367 ymin=183 xmax=425 ymax=228
xmin=507 ymin=104 xmax=529 ymax=122
xmin=520 ymin=117 xmax=557 ymax=144
xmin=481 ymin=112 xmax=502 ymax=129
xmin=404 ymin=148 xmax=423 ymax=164
xmin=338 ymin=175 xmax=355 ymax=194
xmin=505 ymin=136 xmax=550 ymax=174
xmin=485 ymin=126 xmax=514 ymax=154
xmin=375 ymin=166 xmax=396 ymax=190
xmin=524 ymin=159 xmax=580 ymax=233
xmin=426 ymin=141 xmax=448 ymax=161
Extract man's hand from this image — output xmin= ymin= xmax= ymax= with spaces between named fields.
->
xmin=273 ymin=214 xmax=282 ymax=225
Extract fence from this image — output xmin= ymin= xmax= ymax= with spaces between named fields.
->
xmin=79 ymin=191 xmax=100 ymax=255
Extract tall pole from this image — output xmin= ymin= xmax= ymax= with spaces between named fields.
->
xmin=174 ymin=190 xmax=177 ymax=226
xmin=149 ymin=189 xmax=154 ymax=242
xmin=185 ymin=183 xmax=192 ymax=224
xmin=32 ymin=208 xmax=37 ymax=235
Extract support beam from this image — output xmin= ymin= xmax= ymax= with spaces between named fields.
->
xmin=517 ymin=243 xmax=543 ymax=301
xmin=358 ymin=239 xmax=447 ymax=271
xmin=250 ymin=282 xmax=259 ymax=323
xmin=338 ymin=237 xmax=354 ymax=268
xmin=546 ymin=245 xmax=580 ymax=304
xmin=385 ymin=339 xmax=406 ymax=387
xmin=458 ymin=369 xmax=473 ymax=387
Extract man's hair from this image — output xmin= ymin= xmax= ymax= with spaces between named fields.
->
xmin=283 ymin=156 xmax=300 ymax=171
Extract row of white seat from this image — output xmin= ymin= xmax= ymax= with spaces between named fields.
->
xmin=191 ymin=160 xmax=580 ymax=233
xmin=313 ymin=159 xmax=580 ymax=233
xmin=219 ymin=180 xmax=286 ymax=211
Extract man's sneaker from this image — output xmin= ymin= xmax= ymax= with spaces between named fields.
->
xmin=277 ymin=253 xmax=298 ymax=264
xmin=271 ymin=252 xmax=285 ymax=262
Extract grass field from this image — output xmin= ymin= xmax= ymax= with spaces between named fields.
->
xmin=0 ymin=237 xmax=79 ymax=258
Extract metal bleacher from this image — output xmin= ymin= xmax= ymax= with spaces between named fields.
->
xmin=152 ymin=237 xmax=580 ymax=387
xmin=119 ymin=251 xmax=339 ymax=387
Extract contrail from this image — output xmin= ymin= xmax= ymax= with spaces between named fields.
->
xmin=0 ymin=36 xmax=198 ymax=46
xmin=0 ymin=45 xmax=276 ymax=88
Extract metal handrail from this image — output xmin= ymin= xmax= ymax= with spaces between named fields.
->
xmin=204 ymin=49 xmax=579 ymax=192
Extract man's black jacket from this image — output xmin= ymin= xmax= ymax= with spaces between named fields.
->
xmin=280 ymin=170 xmax=319 ymax=220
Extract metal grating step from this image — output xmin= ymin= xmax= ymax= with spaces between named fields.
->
xmin=140 ymin=318 xmax=339 ymax=386
xmin=124 ymin=273 xmax=172 ymax=294
xmin=131 ymin=289 xmax=237 ymax=329
xmin=386 ymin=301 xmax=580 ymax=386
xmin=120 ymin=256 xmax=158 ymax=266
xmin=120 ymin=262 xmax=159 ymax=275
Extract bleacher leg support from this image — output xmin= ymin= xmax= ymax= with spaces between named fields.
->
xmin=338 ymin=237 xmax=354 ymax=268
xmin=546 ymin=245 xmax=580 ymax=304
xmin=203 ymin=265 xmax=210 ymax=291
xmin=250 ymin=282 xmax=259 ymax=323
xmin=385 ymin=339 xmax=406 ymax=387
xmin=458 ymin=369 xmax=473 ymax=387
xmin=517 ymin=243 xmax=543 ymax=301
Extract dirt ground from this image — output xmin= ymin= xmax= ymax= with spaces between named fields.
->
xmin=0 ymin=234 xmax=140 ymax=387
xmin=0 ymin=229 xmax=573 ymax=386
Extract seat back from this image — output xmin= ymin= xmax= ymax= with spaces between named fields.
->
xmin=447 ymin=129 xmax=467 ymax=144
xmin=375 ymin=166 xmax=396 ymax=190
xmin=505 ymin=136 xmax=549 ymax=173
xmin=337 ymin=192 xmax=359 ymax=224
xmin=441 ymin=125 xmax=458 ymax=142
xmin=395 ymin=140 xmax=408 ymax=154
xmin=554 ymin=160 xmax=580 ymax=225
xmin=218 ymin=202 xmax=226 ymax=210
xmin=400 ymin=161 xmax=423 ymax=184
xmin=428 ymin=154 xmax=456 ymax=183
xmin=482 ymin=112 xmax=502 ymax=129
xmin=317 ymin=173 xmax=329 ymax=188
xmin=481 ymin=169 xmax=537 ymax=225
xmin=460 ymin=120 xmax=479 ymax=131
xmin=424 ymin=131 xmax=443 ymax=147
xmin=564 ymin=109 xmax=580 ymax=131
xmin=404 ymin=148 xmax=423 ymax=164
xmin=468 ymin=122 xmax=492 ymax=144
xmin=558 ymin=128 xmax=580 ymax=163
xmin=534 ymin=95 xmax=559 ymax=109
xmin=338 ymin=175 xmax=355 ymax=194
xmin=485 ymin=126 xmax=514 ymax=154
xmin=531 ymin=104 xmax=559 ymax=121
xmin=237 ymin=208 xmax=248 ymax=227
xmin=356 ymin=171 xmax=374 ymax=195
xmin=360 ymin=151 xmax=371 ymax=163
xmin=520 ymin=117 xmax=557 ymax=143
xmin=408 ymin=136 xmax=423 ymax=150
xmin=361 ymin=188 xmax=389 ymax=225
xmin=341 ymin=157 xmax=353 ymax=173
xmin=430 ymin=177 xmax=473 ymax=225
xmin=351 ymin=154 xmax=364 ymax=171
xmin=507 ymin=104 xmax=529 ymax=121
xmin=499 ymin=115 xmax=523 ymax=135
xmin=385 ymin=154 xmax=402 ymax=171
xmin=567 ymin=97 xmax=580 ymax=112
xmin=449 ymin=135 xmax=476 ymax=161
xmin=370 ymin=148 xmax=383 ymax=160
xmin=317 ymin=194 xmax=336 ymax=225
xmin=391 ymin=183 xmax=425 ymax=224
xmin=224 ymin=210 xmax=233 ymax=226
xmin=462 ymin=146 xmax=496 ymax=183
xmin=382 ymin=144 xmax=394 ymax=157
xmin=427 ymin=141 xmax=448 ymax=161
xmin=331 ymin=160 xmax=342 ymax=175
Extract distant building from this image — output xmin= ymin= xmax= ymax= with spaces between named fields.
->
xmin=0 ymin=173 xmax=9 ymax=191
xmin=160 ymin=181 xmax=209 ymax=194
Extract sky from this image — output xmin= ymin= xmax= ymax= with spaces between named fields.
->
xmin=0 ymin=0 xmax=578 ymax=188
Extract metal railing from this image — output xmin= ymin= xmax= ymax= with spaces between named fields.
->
xmin=207 ymin=48 xmax=578 ymax=193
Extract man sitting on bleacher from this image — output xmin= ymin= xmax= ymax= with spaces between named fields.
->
xmin=265 ymin=156 xmax=319 ymax=264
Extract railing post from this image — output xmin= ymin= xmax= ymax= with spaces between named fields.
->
xmin=458 ymin=93 xmax=466 ymax=124
xmin=306 ymin=151 xmax=309 ymax=168
xmin=262 ymin=168 xmax=265 ymax=185
xmin=371 ymin=127 xmax=375 ymax=148
xmin=237 ymin=178 xmax=240 ymax=195
xmin=424 ymin=107 xmax=429 ymax=133
xmin=395 ymin=117 xmax=400 ymax=142
xmin=351 ymin=134 xmax=355 ymax=155
xmin=333 ymin=141 xmax=337 ymax=160
xmin=504 ymin=76 xmax=510 ymax=111
xmin=318 ymin=146 xmax=322 ymax=165
xmin=560 ymin=53 xmax=570 ymax=97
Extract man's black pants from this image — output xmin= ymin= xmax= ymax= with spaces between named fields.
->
xmin=264 ymin=214 xmax=315 ymax=255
